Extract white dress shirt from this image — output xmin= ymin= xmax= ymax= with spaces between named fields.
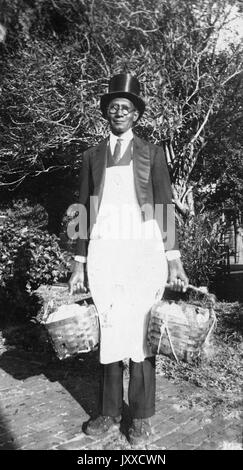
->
xmin=109 ymin=128 xmax=134 ymax=159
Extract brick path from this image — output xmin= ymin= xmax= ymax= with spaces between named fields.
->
xmin=0 ymin=335 xmax=242 ymax=451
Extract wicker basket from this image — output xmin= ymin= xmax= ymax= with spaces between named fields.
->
xmin=147 ymin=284 xmax=216 ymax=363
xmin=35 ymin=284 xmax=99 ymax=360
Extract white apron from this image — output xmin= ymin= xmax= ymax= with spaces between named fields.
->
xmin=87 ymin=162 xmax=168 ymax=364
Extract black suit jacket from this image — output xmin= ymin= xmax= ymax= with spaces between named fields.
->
xmin=75 ymin=134 xmax=179 ymax=257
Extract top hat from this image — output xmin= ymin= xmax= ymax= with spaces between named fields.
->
xmin=100 ymin=73 xmax=145 ymax=119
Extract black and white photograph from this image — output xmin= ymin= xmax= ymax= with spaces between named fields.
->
xmin=0 ymin=0 xmax=242 ymax=459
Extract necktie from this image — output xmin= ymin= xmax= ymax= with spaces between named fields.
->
xmin=112 ymin=138 xmax=122 ymax=163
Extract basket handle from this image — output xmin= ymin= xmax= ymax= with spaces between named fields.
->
xmin=164 ymin=283 xmax=216 ymax=311
xmin=165 ymin=283 xmax=209 ymax=296
xmin=52 ymin=283 xmax=92 ymax=300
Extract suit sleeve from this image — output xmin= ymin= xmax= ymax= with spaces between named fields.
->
xmin=151 ymin=146 xmax=179 ymax=251
xmin=75 ymin=151 xmax=90 ymax=258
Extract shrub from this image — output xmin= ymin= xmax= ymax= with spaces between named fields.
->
xmin=178 ymin=213 xmax=225 ymax=288
xmin=0 ymin=206 xmax=72 ymax=322
xmin=3 ymin=198 xmax=48 ymax=229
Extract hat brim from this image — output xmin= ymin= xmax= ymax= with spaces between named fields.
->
xmin=100 ymin=92 xmax=145 ymax=119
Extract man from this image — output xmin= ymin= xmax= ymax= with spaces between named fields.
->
xmin=69 ymin=73 xmax=188 ymax=446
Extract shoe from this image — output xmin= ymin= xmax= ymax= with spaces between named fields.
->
xmin=84 ymin=415 xmax=121 ymax=436
xmin=128 ymin=418 xmax=152 ymax=446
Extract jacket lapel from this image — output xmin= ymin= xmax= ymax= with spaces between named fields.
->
xmin=91 ymin=138 xmax=108 ymax=200
xmin=133 ymin=135 xmax=152 ymax=208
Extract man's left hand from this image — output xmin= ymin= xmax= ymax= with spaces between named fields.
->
xmin=167 ymin=258 xmax=189 ymax=292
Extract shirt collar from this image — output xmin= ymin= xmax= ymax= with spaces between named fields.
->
xmin=109 ymin=128 xmax=134 ymax=145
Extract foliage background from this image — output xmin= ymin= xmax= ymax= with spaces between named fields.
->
xmin=0 ymin=0 xmax=242 ymax=319
xmin=1 ymin=0 xmax=242 ymax=202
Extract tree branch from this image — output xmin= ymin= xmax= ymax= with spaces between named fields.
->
xmin=0 ymin=165 xmax=71 ymax=190
xmin=222 ymin=70 xmax=243 ymax=87
xmin=191 ymin=100 xmax=215 ymax=145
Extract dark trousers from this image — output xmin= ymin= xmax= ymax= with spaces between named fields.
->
xmin=99 ymin=357 xmax=155 ymax=419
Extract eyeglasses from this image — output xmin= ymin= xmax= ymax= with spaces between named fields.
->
xmin=108 ymin=104 xmax=135 ymax=115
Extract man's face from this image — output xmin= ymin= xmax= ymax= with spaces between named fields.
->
xmin=107 ymin=97 xmax=139 ymax=135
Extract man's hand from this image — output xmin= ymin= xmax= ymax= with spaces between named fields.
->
xmin=68 ymin=261 xmax=86 ymax=295
xmin=167 ymin=258 xmax=189 ymax=292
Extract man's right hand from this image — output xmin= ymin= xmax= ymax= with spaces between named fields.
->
xmin=68 ymin=261 xmax=86 ymax=295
